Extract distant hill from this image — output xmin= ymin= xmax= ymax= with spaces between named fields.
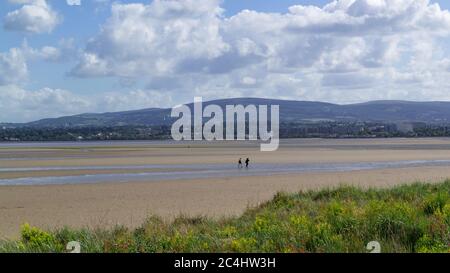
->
xmin=8 ymin=98 xmax=450 ymax=128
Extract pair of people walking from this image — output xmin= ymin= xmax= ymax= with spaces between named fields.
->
xmin=238 ymin=158 xmax=250 ymax=169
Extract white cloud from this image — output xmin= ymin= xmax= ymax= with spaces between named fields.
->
xmin=0 ymin=48 xmax=28 ymax=85
xmin=0 ymin=85 xmax=173 ymax=123
xmin=101 ymin=89 xmax=173 ymax=112
xmin=4 ymin=0 xmax=60 ymax=33
xmin=21 ymin=41 xmax=61 ymax=62
xmin=67 ymin=0 xmax=81 ymax=6
xmin=0 ymin=85 xmax=90 ymax=122
xmin=71 ymin=0 xmax=229 ymax=77
xmin=0 ymin=40 xmax=75 ymax=86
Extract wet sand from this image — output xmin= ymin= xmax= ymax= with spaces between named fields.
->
xmin=2 ymin=138 xmax=450 ymax=238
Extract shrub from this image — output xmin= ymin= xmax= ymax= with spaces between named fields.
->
xmin=305 ymin=222 xmax=345 ymax=252
xmin=363 ymin=201 xmax=425 ymax=250
xmin=20 ymin=223 xmax=55 ymax=248
xmin=230 ymin=237 xmax=257 ymax=252
xmin=442 ymin=204 xmax=450 ymax=225
xmin=423 ymin=192 xmax=449 ymax=215
xmin=219 ymin=226 xmax=238 ymax=238
xmin=323 ymin=201 xmax=359 ymax=234
xmin=416 ymin=234 xmax=449 ymax=253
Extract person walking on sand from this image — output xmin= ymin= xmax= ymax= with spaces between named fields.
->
xmin=238 ymin=158 xmax=243 ymax=169
xmin=245 ymin=158 xmax=250 ymax=168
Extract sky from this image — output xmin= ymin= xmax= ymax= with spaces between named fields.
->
xmin=2 ymin=0 xmax=450 ymax=122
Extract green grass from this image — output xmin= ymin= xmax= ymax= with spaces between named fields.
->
xmin=1 ymin=181 xmax=449 ymax=253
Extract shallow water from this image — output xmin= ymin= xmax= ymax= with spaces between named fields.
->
xmin=1 ymin=160 xmax=450 ymax=186
xmin=0 ymin=140 xmax=263 ymax=148
xmin=0 ymin=140 xmax=177 ymax=148
xmin=2 ymin=138 xmax=449 ymax=149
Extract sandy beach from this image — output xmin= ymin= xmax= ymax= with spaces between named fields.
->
xmin=2 ymin=138 xmax=450 ymax=238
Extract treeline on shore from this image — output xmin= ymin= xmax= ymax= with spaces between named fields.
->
xmin=2 ymin=121 xmax=450 ymax=141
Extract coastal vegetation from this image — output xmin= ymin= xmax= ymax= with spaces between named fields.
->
xmin=3 ymin=122 xmax=450 ymax=142
xmin=1 ymin=181 xmax=449 ymax=253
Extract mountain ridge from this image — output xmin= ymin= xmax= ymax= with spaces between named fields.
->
xmin=5 ymin=98 xmax=450 ymax=127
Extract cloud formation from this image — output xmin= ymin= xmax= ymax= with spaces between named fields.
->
xmin=67 ymin=0 xmax=81 ymax=6
xmin=0 ymin=41 xmax=71 ymax=86
xmin=0 ymin=48 xmax=28 ymax=86
xmin=72 ymin=0 xmax=228 ymax=77
xmin=68 ymin=0 xmax=450 ymax=104
xmin=4 ymin=0 xmax=60 ymax=33
xmin=0 ymin=85 xmax=173 ymax=123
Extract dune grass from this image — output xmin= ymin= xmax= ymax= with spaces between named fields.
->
xmin=1 ymin=181 xmax=449 ymax=253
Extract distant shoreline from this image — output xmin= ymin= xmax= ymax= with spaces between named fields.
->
xmin=3 ymin=136 xmax=450 ymax=147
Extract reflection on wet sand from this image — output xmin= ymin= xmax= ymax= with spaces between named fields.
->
xmin=2 ymin=160 xmax=450 ymax=186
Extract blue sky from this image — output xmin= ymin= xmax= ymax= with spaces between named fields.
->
xmin=1 ymin=0 xmax=450 ymax=122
